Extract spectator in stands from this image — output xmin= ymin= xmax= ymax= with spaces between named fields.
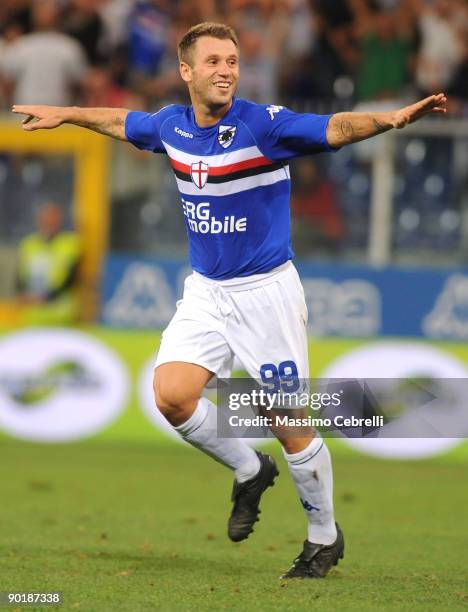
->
xmin=227 ymin=0 xmax=280 ymax=30
xmin=291 ymin=158 xmax=344 ymax=254
xmin=62 ymin=0 xmax=106 ymax=66
xmin=127 ymin=0 xmax=171 ymax=85
xmin=16 ymin=201 xmax=82 ymax=326
xmin=444 ymin=0 xmax=468 ymax=112
xmin=230 ymin=2 xmax=288 ymax=103
xmin=313 ymin=0 xmax=354 ymax=31
xmin=283 ymin=0 xmax=316 ymax=62
xmin=0 ymin=0 xmax=32 ymax=39
xmin=175 ymin=0 xmax=220 ymax=25
xmin=98 ymin=0 xmax=135 ymax=54
xmin=138 ymin=20 xmax=191 ymax=106
xmin=414 ymin=0 xmax=464 ymax=96
xmin=352 ymin=2 xmax=414 ymax=102
xmin=447 ymin=34 xmax=468 ymax=112
xmin=236 ymin=23 xmax=284 ymax=103
xmin=282 ymin=0 xmax=357 ymax=104
xmin=0 ymin=0 xmax=88 ymax=106
xmin=80 ymin=65 xmax=142 ymax=109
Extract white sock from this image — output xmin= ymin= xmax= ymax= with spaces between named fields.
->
xmin=174 ymin=397 xmax=261 ymax=483
xmin=283 ymin=436 xmax=337 ymax=545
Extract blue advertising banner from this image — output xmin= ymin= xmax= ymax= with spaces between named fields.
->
xmin=102 ymin=253 xmax=468 ymax=340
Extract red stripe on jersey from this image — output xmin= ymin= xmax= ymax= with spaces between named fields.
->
xmin=168 ymin=155 xmax=273 ymax=177
xmin=169 ymin=158 xmax=191 ymax=174
xmin=209 ymin=156 xmax=272 ymax=176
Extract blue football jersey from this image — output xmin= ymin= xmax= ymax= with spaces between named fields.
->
xmin=125 ymin=98 xmax=335 ymax=279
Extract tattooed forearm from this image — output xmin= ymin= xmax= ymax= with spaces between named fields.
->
xmin=67 ymin=107 xmax=129 ymax=141
xmin=88 ymin=114 xmax=125 ymax=138
xmin=326 ymin=111 xmax=394 ymax=147
xmin=340 ymin=121 xmax=354 ymax=140
xmin=372 ymin=118 xmax=391 ymax=135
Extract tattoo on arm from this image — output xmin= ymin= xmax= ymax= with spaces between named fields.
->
xmin=93 ymin=114 xmax=124 ymax=137
xmin=74 ymin=112 xmax=127 ymax=140
xmin=372 ymin=118 xmax=390 ymax=135
xmin=340 ymin=120 xmax=354 ymax=140
xmin=328 ymin=112 xmax=393 ymax=147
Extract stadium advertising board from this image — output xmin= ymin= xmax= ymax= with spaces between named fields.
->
xmin=102 ymin=254 xmax=468 ymax=340
xmin=0 ymin=329 xmax=129 ymax=442
xmin=0 ymin=328 xmax=466 ymax=460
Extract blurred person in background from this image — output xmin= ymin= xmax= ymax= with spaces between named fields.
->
xmin=80 ymin=64 xmax=142 ymax=108
xmin=283 ymin=0 xmax=316 ymax=62
xmin=0 ymin=0 xmax=32 ymax=39
xmin=175 ymin=0 xmax=220 ymax=24
xmin=127 ymin=0 xmax=171 ymax=87
xmin=0 ymin=0 xmax=88 ymax=106
xmin=352 ymin=0 xmax=415 ymax=103
xmin=281 ymin=0 xmax=357 ymax=105
xmin=0 ymin=2 xmax=32 ymax=109
xmin=291 ymin=158 xmax=344 ymax=254
xmin=349 ymin=0 xmax=415 ymax=162
xmin=137 ymin=1 xmax=222 ymax=105
xmin=235 ymin=17 xmax=286 ymax=103
xmin=139 ymin=20 xmax=192 ymax=106
xmin=62 ymin=0 xmax=106 ymax=66
xmin=98 ymin=0 xmax=135 ymax=53
xmin=227 ymin=0 xmax=279 ymax=29
xmin=227 ymin=0 xmax=289 ymax=103
xmin=446 ymin=29 xmax=468 ymax=114
xmin=16 ymin=201 xmax=82 ymax=325
xmin=414 ymin=0 xmax=464 ymax=97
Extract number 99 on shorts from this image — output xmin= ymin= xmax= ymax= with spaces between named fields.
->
xmin=260 ymin=360 xmax=300 ymax=393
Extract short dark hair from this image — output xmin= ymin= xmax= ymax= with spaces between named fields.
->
xmin=178 ymin=22 xmax=239 ymax=65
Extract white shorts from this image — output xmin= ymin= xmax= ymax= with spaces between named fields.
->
xmin=155 ymin=261 xmax=309 ymax=381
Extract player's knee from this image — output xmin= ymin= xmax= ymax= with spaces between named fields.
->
xmin=153 ymin=372 xmax=176 ymax=416
xmin=153 ymin=370 xmax=194 ymax=420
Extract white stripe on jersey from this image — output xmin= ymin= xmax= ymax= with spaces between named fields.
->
xmin=163 ymin=141 xmax=265 ymax=167
xmin=175 ymin=165 xmax=291 ymax=197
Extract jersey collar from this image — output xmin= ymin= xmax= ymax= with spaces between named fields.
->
xmin=189 ymin=98 xmax=238 ymax=133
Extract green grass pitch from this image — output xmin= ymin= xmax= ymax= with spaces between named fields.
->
xmin=1 ymin=439 xmax=467 ymax=611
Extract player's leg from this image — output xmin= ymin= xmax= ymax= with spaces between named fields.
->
xmin=225 ymin=263 xmax=343 ymax=575
xmin=153 ymin=360 xmax=260 ymax=482
xmin=152 ymin=273 xmax=278 ymax=542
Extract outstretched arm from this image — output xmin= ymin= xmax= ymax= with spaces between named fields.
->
xmin=326 ymin=93 xmax=447 ymax=148
xmin=11 ymin=105 xmax=130 ymax=141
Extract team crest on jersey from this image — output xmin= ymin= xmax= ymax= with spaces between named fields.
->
xmin=190 ymin=161 xmax=209 ymax=189
xmin=218 ymin=125 xmax=236 ymax=149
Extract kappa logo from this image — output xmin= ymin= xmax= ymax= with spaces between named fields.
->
xmin=266 ymin=105 xmax=284 ymax=120
xmin=218 ymin=125 xmax=236 ymax=148
xmin=174 ymin=126 xmax=193 ymax=139
xmin=191 ymin=161 xmax=209 ymax=189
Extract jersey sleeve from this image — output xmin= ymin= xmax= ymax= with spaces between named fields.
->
xmin=125 ymin=105 xmax=177 ymax=153
xmin=247 ymin=104 xmax=338 ymax=162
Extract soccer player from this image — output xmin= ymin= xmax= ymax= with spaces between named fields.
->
xmin=12 ymin=22 xmax=447 ymax=579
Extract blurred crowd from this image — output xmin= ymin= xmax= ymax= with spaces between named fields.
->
xmin=0 ymin=0 xmax=467 ymax=115
xmin=1 ymin=0 xmax=467 ymax=315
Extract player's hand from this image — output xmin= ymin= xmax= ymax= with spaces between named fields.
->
xmin=11 ymin=105 xmax=67 ymax=131
xmin=391 ymin=93 xmax=447 ymax=129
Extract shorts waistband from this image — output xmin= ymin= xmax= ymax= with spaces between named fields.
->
xmin=192 ymin=261 xmax=293 ymax=292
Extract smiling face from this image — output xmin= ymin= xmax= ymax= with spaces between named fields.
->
xmin=179 ymin=36 xmax=239 ymax=117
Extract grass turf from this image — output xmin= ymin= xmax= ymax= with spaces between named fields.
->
xmin=1 ymin=441 xmax=467 ymax=611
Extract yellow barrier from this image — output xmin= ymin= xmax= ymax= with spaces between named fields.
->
xmin=0 ymin=121 xmax=111 ymax=320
